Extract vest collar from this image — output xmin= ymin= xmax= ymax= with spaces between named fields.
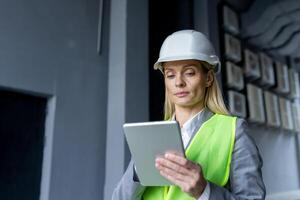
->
xmin=173 ymin=108 xmax=215 ymax=146
xmin=186 ymin=108 xmax=214 ymax=146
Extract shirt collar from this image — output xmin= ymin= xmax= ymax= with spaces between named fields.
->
xmin=172 ymin=107 xmax=215 ymax=138
xmin=181 ymin=109 xmax=204 ymax=136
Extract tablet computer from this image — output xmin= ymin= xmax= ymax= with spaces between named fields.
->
xmin=123 ymin=121 xmax=185 ymax=186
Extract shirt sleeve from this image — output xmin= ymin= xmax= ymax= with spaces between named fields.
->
xmin=197 ymin=182 xmax=211 ymax=200
xmin=209 ymin=118 xmax=266 ymax=200
xmin=112 ymin=159 xmax=146 ymax=200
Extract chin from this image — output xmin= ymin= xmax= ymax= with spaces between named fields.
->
xmin=174 ymin=100 xmax=194 ymax=107
xmin=173 ymin=97 xmax=203 ymax=108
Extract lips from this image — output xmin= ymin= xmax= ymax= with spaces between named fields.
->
xmin=175 ymin=91 xmax=189 ymax=97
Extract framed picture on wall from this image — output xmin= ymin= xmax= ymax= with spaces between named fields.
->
xmin=223 ymin=5 xmax=239 ymax=35
xmin=228 ymin=90 xmax=246 ymax=118
xmin=247 ymin=84 xmax=265 ymax=123
xmin=288 ymin=68 xmax=300 ymax=99
xmin=264 ymin=91 xmax=281 ymax=127
xmin=274 ymin=61 xmax=290 ymax=94
xmin=226 ymin=61 xmax=244 ymax=91
xmin=279 ymin=97 xmax=293 ymax=131
xmin=224 ymin=33 xmax=241 ymax=63
xmin=258 ymin=52 xmax=275 ymax=87
xmin=292 ymin=100 xmax=300 ymax=132
xmin=244 ymin=49 xmax=260 ymax=81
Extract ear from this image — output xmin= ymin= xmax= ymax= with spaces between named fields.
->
xmin=206 ymin=70 xmax=214 ymax=87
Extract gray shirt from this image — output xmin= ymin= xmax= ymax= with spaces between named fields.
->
xmin=112 ymin=109 xmax=266 ymax=200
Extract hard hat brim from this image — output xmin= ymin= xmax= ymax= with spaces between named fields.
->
xmin=153 ymin=54 xmax=221 ymax=74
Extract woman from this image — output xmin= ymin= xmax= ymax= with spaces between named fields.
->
xmin=112 ymin=30 xmax=266 ymax=200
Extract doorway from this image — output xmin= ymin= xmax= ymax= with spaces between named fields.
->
xmin=0 ymin=89 xmax=47 ymax=200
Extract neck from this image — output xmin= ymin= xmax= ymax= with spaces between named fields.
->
xmin=175 ymin=103 xmax=204 ymax=128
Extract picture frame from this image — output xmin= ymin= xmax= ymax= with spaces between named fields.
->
xmin=244 ymin=49 xmax=260 ymax=81
xmin=247 ymin=84 xmax=265 ymax=123
xmin=292 ymin=100 xmax=300 ymax=132
xmin=224 ymin=33 xmax=242 ymax=63
xmin=258 ymin=52 xmax=275 ymax=87
xmin=274 ymin=61 xmax=290 ymax=94
xmin=226 ymin=61 xmax=244 ymax=91
xmin=223 ymin=5 xmax=240 ymax=35
xmin=264 ymin=91 xmax=281 ymax=127
xmin=228 ymin=90 xmax=246 ymax=118
xmin=288 ymin=68 xmax=300 ymax=99
xmin=279 ymin=97 xmax=293 ymax=131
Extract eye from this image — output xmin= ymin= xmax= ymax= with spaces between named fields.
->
xmin=165 ymin=74 xmax=175 ymax=79
xmin=184 ymin=70 xmax=195 ymax=76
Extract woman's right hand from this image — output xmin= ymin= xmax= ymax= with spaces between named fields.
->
xmin=155 ymin=152 xmax=207 ymax=199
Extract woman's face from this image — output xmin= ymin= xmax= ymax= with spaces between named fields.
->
xmin=163 ymin=60 xmax=212 ymax=109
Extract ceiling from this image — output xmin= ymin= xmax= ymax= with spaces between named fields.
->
xmin=239 ymin=0 xmax=300 ymax=68
xmin=226 ymin=0 xmax=300 ymax=71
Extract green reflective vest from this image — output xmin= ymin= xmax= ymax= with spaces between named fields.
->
xmin=142 ymin=114 xmax=236 ymax=200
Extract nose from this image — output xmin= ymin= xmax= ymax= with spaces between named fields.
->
xmin=175 ymin=74 xmax=186 ymax=87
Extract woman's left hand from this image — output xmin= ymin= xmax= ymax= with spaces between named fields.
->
xmin=155 ymin=152 xmax=207 ymax=199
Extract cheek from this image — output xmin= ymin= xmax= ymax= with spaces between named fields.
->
xmin=196 ymin=87 xmax=206 ymax=98
xmin=191 ymin=79 xmax=206 ymax=96
xmin=164 ymin=79 xmax=173 ymax=92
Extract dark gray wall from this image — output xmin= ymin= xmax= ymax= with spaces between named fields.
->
xmin=0 ymin=0 xmax=109 ymax=199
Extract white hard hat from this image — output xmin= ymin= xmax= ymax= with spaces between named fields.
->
xmin=154 ymin=30 xmax=221 ymax=73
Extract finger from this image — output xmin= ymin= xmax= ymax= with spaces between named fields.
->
xmin=156 ymin=158 xmax=204 ymax=184
xmin=160 ymin=169 xmax=189 ymax=190
xmin=156 ymin=157 xmax=191 ymax=175
xmin=156 ymin=156 xmax=202 ymax=177
xmin=160 ymin=167 xmax=204 ymax=196
xmin=165 ymin=150 xmax=184 ymax=157
xmin=159 ymin=167 xmax=188 ymax=182
xmin=161 ymin=163 xmax=202 ymax=186
xmin=165 ymin=153 xmax=193 ymax=168
xmin=165 ymin=153 xmax=203 ymax=173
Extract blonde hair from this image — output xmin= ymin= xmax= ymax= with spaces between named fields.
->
xmin=163 ymin=61 xmax=229 ymax=120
